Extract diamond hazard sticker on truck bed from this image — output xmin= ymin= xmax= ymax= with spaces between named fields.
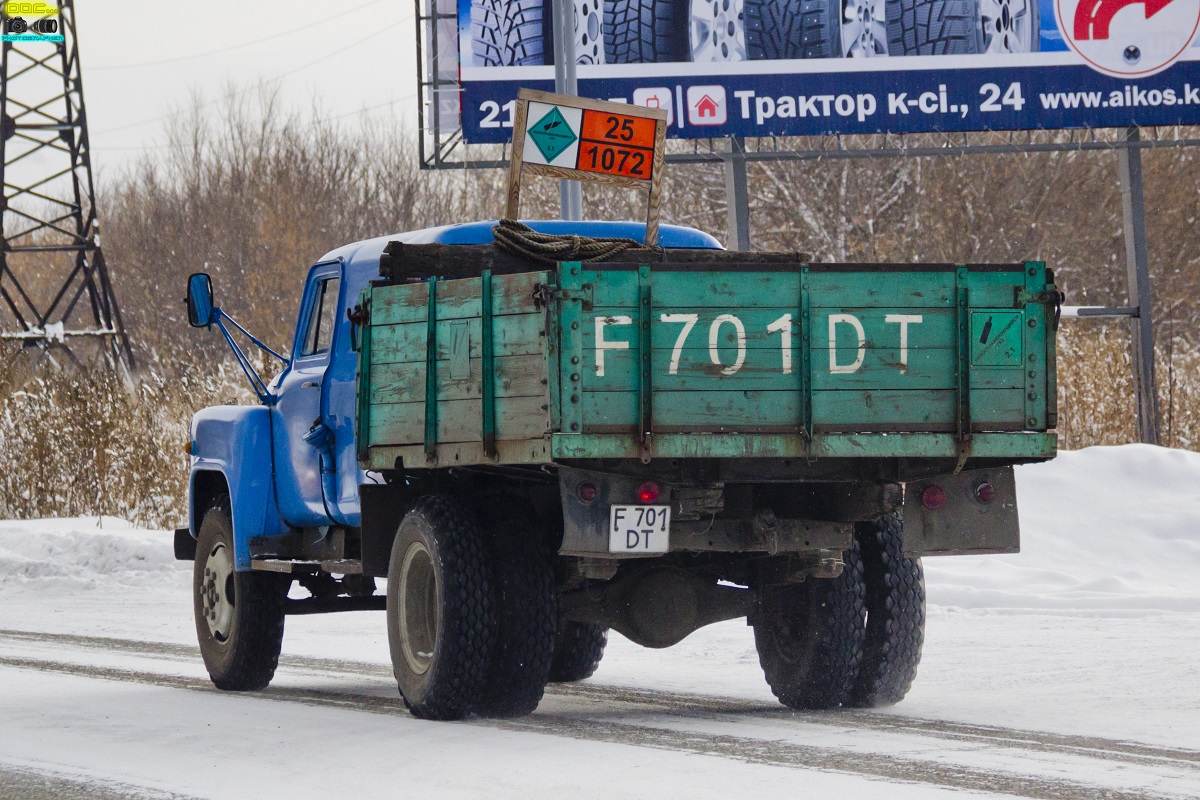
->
xmin=971 ymin=311 xmax=1023 ymax=366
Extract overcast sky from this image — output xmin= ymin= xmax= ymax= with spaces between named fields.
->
xmin=73 ymin=0 xmax=419 ymax=178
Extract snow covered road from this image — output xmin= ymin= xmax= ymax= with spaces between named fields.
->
xmin=2 ymin=445 xmax=1200 ymax=798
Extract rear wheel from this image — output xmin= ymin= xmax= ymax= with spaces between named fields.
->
xmin=886 ymin=0 xmax=979 ymax=55
xmin=475 ymin=499 xmax=557 ymax=718
xmin=193 ymin=498 xmax=288 ymax=691
xmin=387 ymin=496 xmax=495 ymax=720
xmin=851 ymin=514 xmax=926 ymax=707
xmin=549 ymin=622 xmax=608 ymax=682
xmin=752 ymin=541 xmax=866 ymax=709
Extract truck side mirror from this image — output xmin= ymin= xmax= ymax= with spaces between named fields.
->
xmin=186 ymin=272 xmax=215 ymax=328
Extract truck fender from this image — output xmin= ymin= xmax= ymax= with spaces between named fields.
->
xmin=188 ymin=405 xmax=291 ymax=570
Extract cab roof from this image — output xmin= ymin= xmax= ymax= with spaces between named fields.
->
xmin=322 ymin=220 xmax=723 ymax=272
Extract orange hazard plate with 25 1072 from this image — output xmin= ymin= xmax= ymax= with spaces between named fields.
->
xmin=575 ymin=109 xmax=656 ymax=180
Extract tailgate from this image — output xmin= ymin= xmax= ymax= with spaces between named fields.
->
xmin=560 ymin=262 xmax=1057 ymax=439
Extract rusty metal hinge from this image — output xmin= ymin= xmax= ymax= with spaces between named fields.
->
xmin=533 ymin=283 xmax=594 ymax=311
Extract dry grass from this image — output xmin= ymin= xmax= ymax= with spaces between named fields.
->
xmin=2 ymin=96 xmax=1199 ymax=525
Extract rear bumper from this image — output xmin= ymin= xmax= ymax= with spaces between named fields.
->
xmin=551 ymin=432 xmax=1057 ymax=461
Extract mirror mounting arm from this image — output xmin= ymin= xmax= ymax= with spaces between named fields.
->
xmin=210 ymin=307 xmax=287 ymax=406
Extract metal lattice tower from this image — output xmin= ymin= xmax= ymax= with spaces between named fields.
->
xmin=0 ymin=0 xmax=133 ymax=373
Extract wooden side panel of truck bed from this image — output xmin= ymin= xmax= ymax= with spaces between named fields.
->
xmin=357 ymin=260 xmax=1057 ymax=469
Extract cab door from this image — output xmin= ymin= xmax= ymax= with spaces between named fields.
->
xmin=273 ymin=263 xmax=342 ymax=527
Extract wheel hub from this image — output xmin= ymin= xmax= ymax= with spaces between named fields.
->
xmin=690 ymin=0 xmax=746 ymax=62
xmin=574 ymin=0 xmax=604 ymax=64
xmin=201 ymin=542 xmax=235 ymax=642
xmin=980 ymin=0 xmax=1032 ymax=54
xmin=398 ymin=541 xmax=438 ymax=676
xmin=841 ymin=0 xmax=887 ymax=57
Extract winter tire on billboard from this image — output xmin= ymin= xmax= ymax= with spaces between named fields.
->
xmin=605 ymin=0 xmax=690 ymax=62
xmin=850 ymin=513 xmax=926 ymax=707
xmin=548 ymin=622 xmax=609 ymax=681
xmin=744 ymin=0 xmax=889 ymax=60
xmin=975 ymin=0 xmax=1039 ymax=54
xmin=193 ymin=497 xmax=288 ymax=692
xmin=387 ymin=496 xmax=496 ymax=720
xmin=473 ymin=498 xmax=557 ymax=718
xmin=473 ymin=0 xmax=549 ymax=65
xmin=886 ymin=0 xmax=980 ymax=54
xmin=752 ymin=539 xmax=867 ymax=709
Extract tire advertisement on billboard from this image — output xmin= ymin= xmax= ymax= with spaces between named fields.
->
xmin=456 ymin=0 xmax=1200 ymax=141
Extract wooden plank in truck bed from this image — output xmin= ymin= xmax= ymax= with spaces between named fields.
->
xmin=358 ymin=256 xmax=1056 ymax=470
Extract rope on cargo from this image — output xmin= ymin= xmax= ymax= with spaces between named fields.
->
xmin=491 ymin=219 xmax=648 ymax=265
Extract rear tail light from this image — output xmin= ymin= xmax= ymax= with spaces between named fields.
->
xmin=921 ymin=485 xmax=946 ymax=510
xmin=975 ymin=482 xmax=996 ymax=503
xmin=637 ymin=481 xmax=661 ymax=504
xmin=577 ymin=483 xmax=598 ymax=502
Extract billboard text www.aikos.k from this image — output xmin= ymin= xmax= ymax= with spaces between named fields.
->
xmin=456 ymin=0 xmax=1200 ymax=141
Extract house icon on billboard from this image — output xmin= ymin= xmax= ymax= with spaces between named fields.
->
xmin=694 ymin=94 xmax=720 ymax=118
xmin=685 ymin=85 xmax=726 ymax=126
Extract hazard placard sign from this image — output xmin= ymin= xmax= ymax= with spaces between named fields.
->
xmin=506 ymin=89 xmax=668 ymax=244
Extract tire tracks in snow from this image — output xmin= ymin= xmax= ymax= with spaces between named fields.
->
xmin=0 ymin=629 xmax=1195 ymax=800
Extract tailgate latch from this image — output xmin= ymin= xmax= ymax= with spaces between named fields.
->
xmin=533 ymin=283 xmax=594 ymax=311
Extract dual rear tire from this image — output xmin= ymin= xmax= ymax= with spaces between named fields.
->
xmin=752 ymin=514 xmax=925 ymax=709
xmin=386 ymin=495 xmax=558 ymax=720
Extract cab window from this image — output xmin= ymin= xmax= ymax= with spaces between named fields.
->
xmin=301 ymin=276 xmax=340 ymax=357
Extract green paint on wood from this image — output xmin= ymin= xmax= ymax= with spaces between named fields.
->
xmin=361 ymin=260 xmax=1057 ymax=467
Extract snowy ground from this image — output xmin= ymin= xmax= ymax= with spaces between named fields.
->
xmin=1 ymin=444 xmax=1199 ymax=798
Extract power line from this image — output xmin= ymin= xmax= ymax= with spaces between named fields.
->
xmin=92 ymin=20 xmax=405 ymax=136
xmin=90 ymin=0 xmax=392 ymax=70
xmin=91 ymin=92 xmax=421 ymax=152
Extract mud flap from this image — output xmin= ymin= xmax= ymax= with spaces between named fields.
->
xmin=903 ymin=466 xmax=1019 ymax=557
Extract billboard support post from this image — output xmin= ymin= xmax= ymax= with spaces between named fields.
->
xmin=1118 ymin=126 xmax=1161 ymax=445
xmin=724 ymin=138 xmax=751 ymax=251
xmin=551 ymin=0 xmax=583 ymax=221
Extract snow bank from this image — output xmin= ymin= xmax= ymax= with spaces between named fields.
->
xmin=926 ymin=444 xmax=1200 ymax=615
xmin=2 ymin=445 xmax=1198 ymax=618
xmin=0 ymin=516 xmax=185 ymax=592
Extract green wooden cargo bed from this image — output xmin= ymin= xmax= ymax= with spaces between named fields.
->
xmin=355 ymin=247 xmax=1058 ymax=472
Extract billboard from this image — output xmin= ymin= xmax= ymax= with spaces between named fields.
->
xmin=455 ymin=0 xmax=1200 ymax=142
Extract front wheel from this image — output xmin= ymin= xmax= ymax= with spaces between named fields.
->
xmin=387 ymin=496 xmax=496 ymax=720
xmin=193 ymin=498 xmax=288 ymax=691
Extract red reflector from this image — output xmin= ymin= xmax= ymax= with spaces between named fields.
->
xmin=577 ymin=483 xmax=598 ymax=502
xmin=975 ymin=482 xmax=996 ymax=503
xmin=922 ymin=485 xmax=946 ymax=510
xmin=637 ymin=481 xmax=660 ymax=504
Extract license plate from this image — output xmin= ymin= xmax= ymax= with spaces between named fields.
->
xmin=608 ymin=505 xmax=671 ymax=553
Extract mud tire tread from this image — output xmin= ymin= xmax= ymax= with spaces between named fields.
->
xmin=851 ymin=513 xmax=926 ymax=707
xmin=193 ymin=497 xmax=288 ymax=692
xmin=387 ymin=495 xmax=495 ymax=721
xmin=753 ymin=540 xmax=867 ymax=709
xmin=475 ymin=498 xmax=557 ymax=718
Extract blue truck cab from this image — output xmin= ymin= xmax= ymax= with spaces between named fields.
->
xmin=183 ymin=221 xmax=723 ymax=571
